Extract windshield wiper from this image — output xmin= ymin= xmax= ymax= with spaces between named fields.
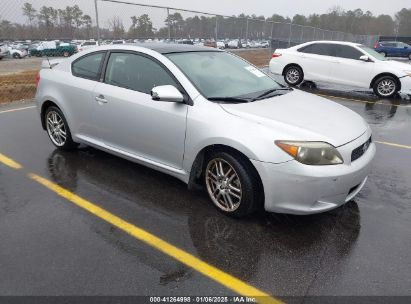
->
xmin=251 ymin=87 xmax=292 ymax=101
xmin=207 ymin=97 xmax=251 ymax=103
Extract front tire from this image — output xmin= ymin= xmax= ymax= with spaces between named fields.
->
xmin=204 ymin=151 xmax=262 ymax=218
xmin=13 ymin=53 xmax=21 ymax=59
xmin=45 ymin=106 xmax=78 ymax=150
xmin=373 ymin=76 xmax=399 ymax=98
xmin=284 ymin=65 xmax=304 ymax=86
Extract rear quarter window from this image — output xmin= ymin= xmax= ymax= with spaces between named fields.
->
xmin=298 ymin=43 xmax=336 ymax=56
xmin=72 ymin=52 xmax=105 ymax=80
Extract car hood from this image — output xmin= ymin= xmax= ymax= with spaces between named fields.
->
xmin=219 ymin=90 xmax=368 ymax=147
xmin=380 ymin=59 xmax=411 ymax=72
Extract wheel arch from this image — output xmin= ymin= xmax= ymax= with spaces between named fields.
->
xmin=40 ymin=100 xmax=60 ymax=130
xmin=187 ymin=144 xmax=264 ymax=199
xmin=370 ymin=73 xmax=401 ymax=91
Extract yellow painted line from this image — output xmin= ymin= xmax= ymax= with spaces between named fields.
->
xmin=28 ymin=173 xmax=283 ymax=304
xmin=0 ymin=106 xmax=36 ymax=114
xmin=375 ymin=141 xmax=411 ymax=150
xmin=315 ymin=93 xmax=410 ymax=108
xmin=0 ymin=153 xmax=23 ymax=169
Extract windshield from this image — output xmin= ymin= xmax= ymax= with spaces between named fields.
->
xmin=398 ymin=42 xmax=411 ymax=48
xmin=165 ymin=51 xmax=284 ymax=100
xmin=359 ymin=45 xmax=386 ymax=61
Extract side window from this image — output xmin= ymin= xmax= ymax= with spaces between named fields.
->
xmin=298 ymin=43 xmax=336 ymax=56
xmin=104 ymin=52 xmax=178 ymax=94
xmin=335 ymin=45 xmax=363 ymax=60
xmin=72 ymin=52 xmax=105 ymax=80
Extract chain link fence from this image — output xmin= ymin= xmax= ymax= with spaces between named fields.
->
xmin=0 ymin=0 xmax=379 ymax=103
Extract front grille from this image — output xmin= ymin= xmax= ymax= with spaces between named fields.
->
xmin=351 ymin=136 xmax=372 ymax=162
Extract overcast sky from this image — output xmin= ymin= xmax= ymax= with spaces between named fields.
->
xmin=145 ymin=0 xmax=409 ymax=17
xmin=4 ymin=0 xmax=410 ymax=29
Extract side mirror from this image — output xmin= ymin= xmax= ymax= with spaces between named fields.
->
xmin=359 ymin=55 xmax=370 ymax=62
xmin=151 ymin=85 xmax=184 ymax=103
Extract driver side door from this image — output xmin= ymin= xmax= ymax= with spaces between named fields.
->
xmin=92 ymin=51 xmax=188 ymax=170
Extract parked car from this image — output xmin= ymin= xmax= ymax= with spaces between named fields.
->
xmin=374 ymin=41 xmax=411 ymax=59
xmin=270 ymin=41 xmax=411 ymax=98
xmin=227 ymin=40 xmax=240 ymax=49
xmin=29 ymin=41 xmax=76 ymax=57
xmin=216 ymin=41 xmax=225 ymax=49
xmin=261 ymin=41 xmax=270 ymax=48
xmin=78 ymin=40 xmax=98 ymax=52
xmin=203 ymin=40 xmax=217 ymax=48
xmin=111 ymin=40 xmax=125 ymax=45
xmin=177 ymin=39 xmax=194 ymax=45
xmin=0 ymin=43 xmax=9 ymax=60
xmin=35 ymin=44 xmax=375 ymax=217
xmin=8 ymin=46 xmax=28 ymax=59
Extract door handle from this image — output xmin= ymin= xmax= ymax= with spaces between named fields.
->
xmin=95 ymin=94 xmax=108 ymax=104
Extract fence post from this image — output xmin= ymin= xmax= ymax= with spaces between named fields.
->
xmin=94 ymin=0 xmax=101 ymax=44
xmin=215 ymin=15 xmax=218 ymax=41
xmin=300 ymin=26 xmax=304 ymax=43
xmin=313 ymin=27 xmax=316 ymax=40
xmin=288 ymin=22 xmax=292 ymax=47
xmin=167 ymin=8 xmax=171 ymax=39
xmin=245 ymin=18 xmax=249 ymax=42
xmin=270 ymin=21 xmax=274 ymax=39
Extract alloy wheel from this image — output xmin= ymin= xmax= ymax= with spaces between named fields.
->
xmin=205 ymin=158 xmax=242 ymax=212
xmin=377 ymin=79 xmax=396 ymax=97
xmin=286 ymin=68 xmax=300 ymax=84
xmin=46 ymin=110 xmax=67 ymax=146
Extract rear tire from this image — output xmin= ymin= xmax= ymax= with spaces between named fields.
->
xmin=373 ymin=76 xmax=399 ymax=98
xmin=204 ymin=151 xmax=263 ymax=218
xmin=284 ymin=65 xmax=304 ymax=86
xmin=63 ymin=51 xmax=69 ymax=57
xmin=44 ymin=106 xmax=78 ymax=150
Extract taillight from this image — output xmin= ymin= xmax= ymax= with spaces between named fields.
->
xmin=374 ymin=42 xmax=380 ymax=49
xmin=272 ymin=53 xmax=282 ymax=58
xmin=35 ymin=72 xmax=40 ymax=87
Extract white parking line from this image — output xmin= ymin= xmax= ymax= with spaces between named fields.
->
xmin=0 ymin=106 xmax=36 ymax=114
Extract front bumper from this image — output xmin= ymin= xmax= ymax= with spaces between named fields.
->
xmin=252 ymin=130 xmax=375 ymax=215
xmin=399 ymin=76 xmax=411 ymax=95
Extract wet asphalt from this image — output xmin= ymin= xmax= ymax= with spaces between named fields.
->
xmin=0 ymin=92 xmax=410 ymax=301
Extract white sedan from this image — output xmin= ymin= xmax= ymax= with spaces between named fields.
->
xmin=269 ymin=41 xmax=411 ymax=98
xmin=8 ymin=46 xmax=28 ymax=59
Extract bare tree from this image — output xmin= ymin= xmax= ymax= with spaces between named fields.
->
xmin=108 ymin=16 xmax=124 ymax=39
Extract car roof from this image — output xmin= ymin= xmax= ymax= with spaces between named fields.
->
xmin=74 ymin=43 xmax=222 ymax=60
xmin=83 ymin=43 xmax=220 ymax=54
xmin=304 ymin=40 xmax=362 ymax=47
xmin=132 ymin=43 xmax=221 ymax=54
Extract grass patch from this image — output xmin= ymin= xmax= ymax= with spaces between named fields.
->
xmin=0 ymin=70 xmax=38 ymax=104
xmin=231 ymin=49 xmax=272 ymax=67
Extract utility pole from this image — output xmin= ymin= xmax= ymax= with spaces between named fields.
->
xmin=167 ymin=8 xmax=171 ymax=39
xmin=94 ymin=0 xmax=101 ymax=44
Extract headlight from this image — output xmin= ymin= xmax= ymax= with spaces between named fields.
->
xmin=275 ymin=141 xmax=343 ymax=165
